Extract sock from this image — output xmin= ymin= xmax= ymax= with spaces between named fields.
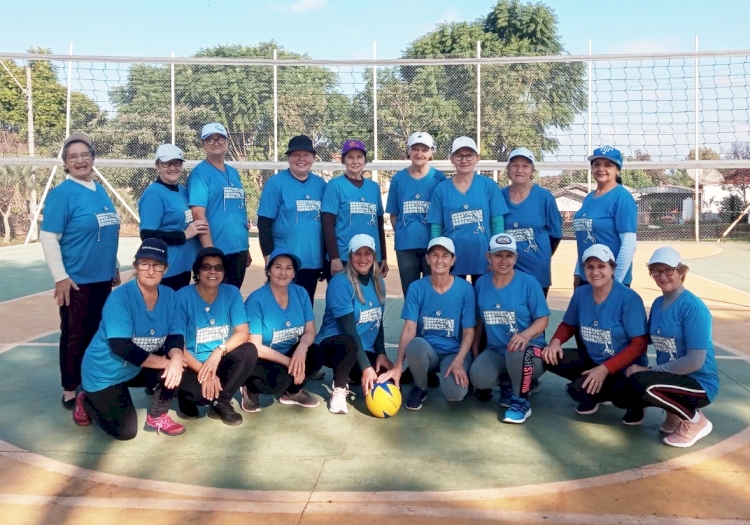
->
xmin=690 ymin=411 xmax=701 ymax=423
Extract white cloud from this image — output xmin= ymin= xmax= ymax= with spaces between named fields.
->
xmin=289 ymin=0 xmax=327 ymax=14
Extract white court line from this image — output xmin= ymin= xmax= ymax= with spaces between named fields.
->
xmin=0 ymin=330 xmax=59 ymax=356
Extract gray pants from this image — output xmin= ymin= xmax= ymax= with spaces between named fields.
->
xmin=469 ymin=347 xmax=543 ymax=398
xmin=405 ymin=337 xmax=472 ymax=401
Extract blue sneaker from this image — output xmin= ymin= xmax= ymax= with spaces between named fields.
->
xmin=499 ymin=383 xmax=513 ymax=407
xmin=503 ymin=396 xmax=532 ymax=424
xmin=405 ymin=387 xmax=427 ymax=411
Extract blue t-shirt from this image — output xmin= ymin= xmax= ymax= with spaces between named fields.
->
xmin=315 ymin=272 xmax=384 ymax=351
xmin=501 ymin=185 xmax=562 ymax=289
xmin=475 ymin=270 xmax=550 ymax=354
xmin=563 ymin=282 xmax=648 ymax=366
xmin=573 ymin=185 xmax=637 ymax=285
xmin=649 ymin=290 xmax=719 ymax=401
xmin=257 ymin=169 xmax=327 ymax=270
xmin=386 ymin=167 xmax=446 ymax=251
xmin=41 ymin=180 xmax=120 ymax=284
xmin=401 ymin=276 xmax=476 ymax=355
xmin=426 ymin=175 xmax=508 ymax=276
xmin=177 ymin=283 xmax=247 ymax=363
xmin=138 ymin=181 xmax=201 ymax=277
xmin=245 ymin=283 xmax=315 ymax=354
xmin=186 ymin=160 xmax=249 ymax=255
xmin=81 ymin=280 xmax=183 ymax=392
xmin=321 ymin=176 xmax=384 ymax=262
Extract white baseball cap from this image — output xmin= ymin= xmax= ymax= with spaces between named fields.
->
xmin=427 ymin=236 xmax=455 ymax=255
xmin=508 ymin=147 xmax=536 ymax=165
xmin=154 ymin=143 xmax=184 ymax=162
xmin=201 ymin=122 xmax=228 ymax=140
xmin=451 ymin=136 xmax=479 ymax=155
xmin=407 ymin=131 xmax=435 ymax=150
xmin=488 ymin=233 xmax=517 ymax=255
xmin=349 ymin=234 xmax=376 ymax=254
xmin=648 ymin=246 xmax=682 ymax=267
xmin=582 ymin=244 xmax=615 ymax=263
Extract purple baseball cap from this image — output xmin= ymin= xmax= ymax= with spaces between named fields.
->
xmin=341 ymin=139 xmax=367 ymax=158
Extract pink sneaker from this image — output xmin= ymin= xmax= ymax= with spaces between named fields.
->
xmin=663 ymin=411 xmax=712 ymax=448
xmin=73 ymin=392 xmax=91 ymax=426
xmin=144 ymin=413 xmax=186 ymax=436
xmin=659 ymin=411 xmax=682 ymax=434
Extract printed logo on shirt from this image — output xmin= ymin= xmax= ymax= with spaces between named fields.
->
xmin=505 ymin=227 xmax=538 ymax=252
xmin=358 ymin=306 xmax=382 ymax=329
xmin=482 ymin=309 xmax=519 ymax=335
xmin=652 ymin=334 xmax=678 ymax=362
xmin=349 ymin=201 xmax=378 ymax=225
xmin=573 ymin=218 xmax=596 ymax=244
xmin=131 ymin=335 xmax=166 ymax=353
xmin=422 ymin=315 xmax=455 ymax=338
xmin=223 ymin=187 xmax=246 ymax=209
xmin=196 ymin=324 xmax=230 ymax=344
xmin=580 ymin=325 xmax=614 ymax=358
xmin=271 ymin=325 xmax=304 ymax=346
xmin=184 ymin=209 xmax=194 ymax=224
xmin=95 ymin=212 xmax=120 ymax=228
xmin=296 ymin=199 xmax=321 ymax=220
xmin=451 ymin=209 xmax=485 ymax=234
xmin=403 ymin=200 xmax=429 ymax=223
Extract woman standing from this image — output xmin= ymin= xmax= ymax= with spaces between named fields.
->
xmin=239 ymin=248 xmax=325 ymax=412
xmin=139 ymin=143 xmax=207 ymax=291
xmin=386 ymin=132 xmax=446 ymax=295
xmin=187 ymin=123 xmax=250 ymax=289
xmin=469 ymin=233 xmax=550 ymax=423
xmin=315 ymin=234 xmax=389 ymax=414
xmin=41 ymin=132 xmax=121 ymax=409
xmin=73 ymin=239 xmax=186 ymax=439
xmin=257 ymin=135 xmax=327 ymax=304
xmin=501 ymin=147 xmax=562 ymax=296
xmin=542 ymin=244 xmax=649 ymax=423
xmin=427 ymin=136 xmax=507 ymax=283
xmin=573 ymin=146 xmax=637 ymax=287
xmin=611 ymin=247 xmax=718 ymax=447
xmin=322 ymin=140 xmax=388 ymax=278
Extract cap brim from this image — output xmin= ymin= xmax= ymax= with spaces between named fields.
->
xmin=285 ymin=148 xmax=317 ymax=156
xmin=587 ymin=154 xmax=621 ymax=167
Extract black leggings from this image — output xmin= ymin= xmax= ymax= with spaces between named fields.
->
xmin=294 ymin=268 xmax=322 ymax=306
xmin=179 ymin=343 xmax=258 ymax=405
xmin=82 ymin=366 xmax=174 ymax=441
xmin=224 ymin=250 xmax=249 ymax=289
xmin=610 ymin=370 xmax=711 ymax=420
xmin=544 ymin=346 xmax=629 ymax=405
xmin=318 ymin=334 xmax=360 ymax=388
xmin=160 ymin=271 xmax=192 ymax=292
xmin=244 ymin=342 xmax=325 ymax=395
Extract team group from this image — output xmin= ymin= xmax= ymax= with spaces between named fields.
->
xmin=39 ymin=123 xmax=718 ymax=449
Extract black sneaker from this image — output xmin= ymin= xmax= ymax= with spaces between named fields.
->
xmin=144 ymin=387 xmax=155 ymax=396
xmin=474 ymin=388 xmax=493 ymax=402
xmin=575 ymin=401 xmax=600 ymax=415
xmin=208 ymin=401 xmax=243 ymax=426
xmin=622 ymin=407 xmax=645 ymax=426
xmin=405 ymin=387 xmax=427 ymax=411
xmin=177 ymin=393 xmax=199 ymax=419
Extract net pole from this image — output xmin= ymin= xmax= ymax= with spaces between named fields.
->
xmin=65 ymin=43 xmax=72 ymax=136
xmin=273 ymin=48 xmax=278 ymax=168
xmin=477 ymin=40 xmax=481 ymax=151
xmin=587 ymin=40 xmax=592 ymax=192
xmin=26 ymin=64 xmax=38 ymax=241
xmin=694 ymin=35 xmax=700 ymax=242
xmin=170 ymin=51 xmax=175 ymax=145
xmin=92 ymin=166 xmax=139 ymax=223
xmin=24 ymin=146 xmax=63 ymax=245
xmin=372 ymin=41 xmax=378 ymax=183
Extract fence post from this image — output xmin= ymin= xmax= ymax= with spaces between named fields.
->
xmin=476 ymin=40 xmax=481 ymax=151
xmin=65 ymin=43 xmax=72 ymax=137
xmin=694 ymin=35 xmax=700 ymax=242
xmin=372 ymin=41 xmax=378 ymax=183
xmin=170 ymin=51 xmax=175 ymax=145
xmin=25 ymin=64 xmax=38 ymax=241
xmin=587 ymin=40 xmax=592 ymax=193
xmin=273 ymin=48 xmax=278 ymax=168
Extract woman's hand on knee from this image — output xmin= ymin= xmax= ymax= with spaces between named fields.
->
xmin=580 ymin=365 xmax=609 ymax=395
xmin=542 ymin=343 xmax=563 ymax=366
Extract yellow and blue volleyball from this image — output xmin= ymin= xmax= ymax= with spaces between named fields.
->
xmin=365 ymin=382 xmax=402 ymax=418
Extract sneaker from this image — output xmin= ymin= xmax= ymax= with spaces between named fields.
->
xmin=208 ymin=401 xmax=243 ymax=426
xmin=279 ymin=389 xmax=320 ymax=408
xmin=659 ymin=411 xmax=682 ymax=434
xmin=177 ymin=393 xmax=200 ymax=419
xmin=73 ymin=392 xmax=91 ymax=426
xmin=529 ymin=378 xmax=542 ymax=395
xmin=498 ymin=384 xmax=513 ymax=408
xmin=144 ymin=386 xmax=154 ymax=396
xmin=575 ymin=401 xmax=600 ymax=415
xmin=622 ymin=407 xmax=645 ymax=426
xmin=405 ymin=387 xmax=427 ymax=411
xmin=144 ymin=413 xmax=186 ymax=436
xmin=239 ymin=385 xmax=262 ymax=413
xmin=309 ymin=369 xmax=326 ymax=380
xmin=61 ymin=394 xmax=76 ymax=411
xmin=503 ymin=396 xmax=532 ymax=424
xmin=328 ymin=384 xmax=350 ymax=414
xmin=663 ymin=412 xmax=713 ymax=448
xmin=474 ymin=388 xmax=493 ymax=402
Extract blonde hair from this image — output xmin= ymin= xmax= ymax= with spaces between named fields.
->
xmin=344 ymin=252 xmax=386 ymax=305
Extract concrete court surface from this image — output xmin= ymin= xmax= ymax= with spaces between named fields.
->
xmin=1 ymin=239 xmax=750 ymax=524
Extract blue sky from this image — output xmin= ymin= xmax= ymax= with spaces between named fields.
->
xmin=0 ymin=0 xmax=748 ymax=59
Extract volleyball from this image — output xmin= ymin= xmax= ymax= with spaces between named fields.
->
xmin=365 ymin=382 xmax=402 ymax=418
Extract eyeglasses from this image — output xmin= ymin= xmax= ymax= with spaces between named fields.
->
xmin=66 ymin=153 xmax=92 ymax=162
xmin=137 ymin=262 xmax=167 ymax=273
xmin=204 ymin=136 xmax=227 ymax=145
xmin=650 ymin=268 xmax=676 ymax=277
xmin=158 ymin=160 xmax=183 ymax=168
xmin=200 ymin=263 xmax=225 ymax=272
xmin=452 ymin=153 xmax=476 ymax=161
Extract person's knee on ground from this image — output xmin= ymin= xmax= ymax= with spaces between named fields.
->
xmin=404 ymin=337 xmax=434 ymax=389
xmin=469 ymin=350 xmax=503 ymax=391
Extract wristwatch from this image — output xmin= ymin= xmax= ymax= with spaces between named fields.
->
xmin=219 ymin=343 xmax=228 ymax=357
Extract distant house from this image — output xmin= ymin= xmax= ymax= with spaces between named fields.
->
xmin=637 ymin=185 xmax=697 ymax=224
xmin=552 ymin=184 xmax=589 ymax=222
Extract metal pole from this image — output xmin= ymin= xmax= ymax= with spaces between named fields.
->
xmin=587 ymin=39 xmax=592 ymax=193
xmin=694 ymin=35 xmax=700 ymax=242
xmin=24 ymin=146 xmax=63 ymax=245
xmin=26 ymin=64 xmax=38 ymax=241
xmin=93 ymin=166 xmax=140 ymax=223
xmin=65 ymin=43 xmax=73 ymax=136
xmin=273 ymin=48 xmax=278 ymax=165
xmin=372 ymin=41 xmax=378 ymax=183
xmin=170 ymin=51 xmax=175 ymax=145
xmin=477 ymin=40 xmax=481 ymax=152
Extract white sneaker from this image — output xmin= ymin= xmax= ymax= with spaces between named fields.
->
xmin=328 ymin=384 xmax=349 ymax=414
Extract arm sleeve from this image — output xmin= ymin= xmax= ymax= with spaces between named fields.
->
xmin=491 ymin=215 xmax=505 ymax=235
xmin=373 ymin=324 xmax=386 ymax=356
xmin=140 ymin=229 xmax=186 ymax=246
xmin=377 ymin=216 xmax=387 ymax=261
xmin=257 ymin=216 xmax=275 ymax=256
xmin=186 ymin=170 xmax=209 ymax=208
xmin=552 ymin=322 xmax=577 ymax=344
xmin=336 ymin=312 xmax=371 ymax=371
xmin=614 ymin=232 xmax=637 ymax=283
xmin=322 ymin=212 xmax=340 ymax=260
xmin=603 ymin=335 xmax=648 ymax=373
xmin=651 ymin=349 xmax=707 ymax=375
xmin=430 ymin=223 xmax=443 ymax=238
xmin=165 ymin=334 xmax=185 ymax=351
xmin=40 ymin=230 xmax=68 ymax=282
xmin=109 ymin=338 xmax=151 ymax=367
xmin=489 ymin=183 xmax=508 ymax=235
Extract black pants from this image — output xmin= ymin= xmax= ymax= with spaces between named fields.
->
xmin=395 ymin=249 xmax=430 ymax=296
xmin=318 ymin=334 xmax=360 ymax=388
xmin=160 ymin=271 xmax=192 ymax=292
xmin=609 ymin=371 xmax=711 ymax=420
xmin=244 ymin=342 xmax=325 ymax=395
xmin=295 ymin=268 xmax=322 ymax=305
xmin=542 ymin=287 xmax=549 ymax=298
xmin=179 ymin=343 xmax=258 ymax=405
xmin=348 ymin=351 xmax=389 ymax=386
xmin=544 ymin=346 xmax=629 ymax=405
xmin=224 ymin=250 xmax=249 ymax=289
xmin=59 ymin=280 xmax=112 ymax=391
xmin=82 ymin=367 xmax=174 ymax=441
